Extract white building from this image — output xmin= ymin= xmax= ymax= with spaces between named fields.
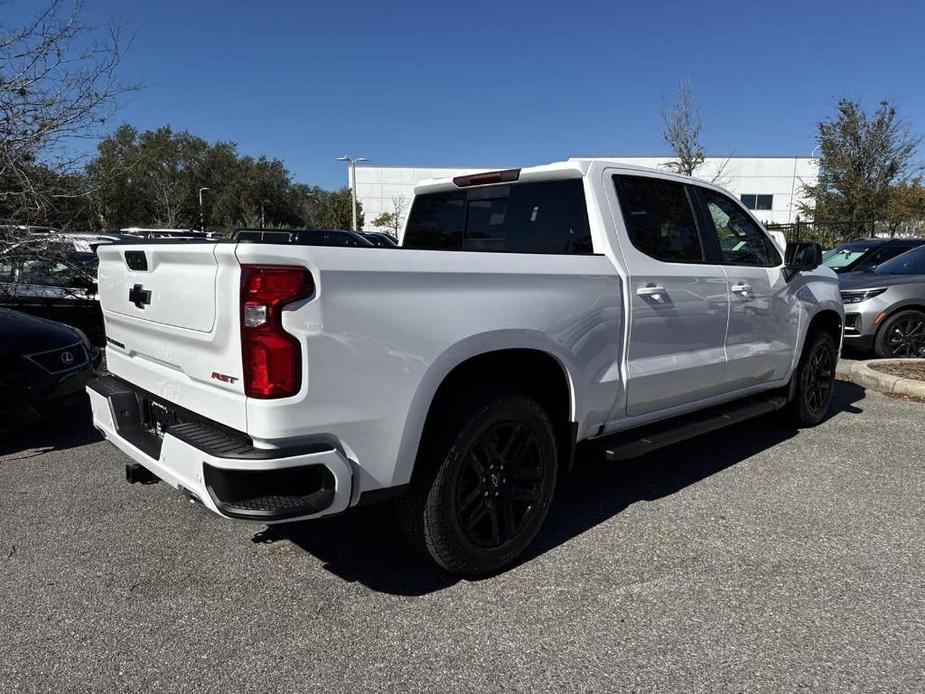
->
xmin=350 ymin=156 xmax=818 ymax=229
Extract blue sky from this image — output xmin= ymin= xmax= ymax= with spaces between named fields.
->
xmin=12 ymin=0 xmax=925 ymax=189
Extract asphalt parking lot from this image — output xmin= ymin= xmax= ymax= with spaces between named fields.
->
xmin=1 ymin=381 xmax=923 ymax=693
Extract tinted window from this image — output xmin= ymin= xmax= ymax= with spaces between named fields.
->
xmin=875 ymin=245 xmax=925 ymax=275
xmin=404 ymin=180 xmax=592 ymax=254
xmin=614 ymin=175 xmax=702 ymax=262
xmin=403 ymin=190 xmax=466 ymax=249
xmin=702 ymin=190 xmax=778 ymax=266
xmin=868 ymin=243 xmax=922 ymax=267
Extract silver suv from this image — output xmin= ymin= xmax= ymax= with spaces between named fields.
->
xmin=840 ymin=244 xmax=925 ymax=357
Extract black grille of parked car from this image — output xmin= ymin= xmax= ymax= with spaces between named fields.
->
xmin=24 ymin=341 xmax=88 ymax=373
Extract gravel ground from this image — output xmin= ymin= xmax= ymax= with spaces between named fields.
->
xmin=1 ymin=382 xmax=923 ymax=693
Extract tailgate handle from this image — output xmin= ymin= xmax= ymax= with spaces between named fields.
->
xmin=125 ymin=250 xmax=148 ymax=271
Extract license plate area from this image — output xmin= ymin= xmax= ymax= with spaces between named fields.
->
xmin=141 ymin=398 xmax=181 ymax=438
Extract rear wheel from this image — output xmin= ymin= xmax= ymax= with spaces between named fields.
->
xmin=788 ymin=329 xmax=837 ymax=427
xmin=874 ymin=309 xmax=925 ymax=358
xmin=397 ymin=393 xmax=558 ymax=576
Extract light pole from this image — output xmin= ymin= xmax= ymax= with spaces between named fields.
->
xmin=198 ymin=187 xmax=210 ymax=232
xmin=260 ymin=199 xmax=270 ymax=228
xmin=337 ymin=155 xmax=367 ymax=231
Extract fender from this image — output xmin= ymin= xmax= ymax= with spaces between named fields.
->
xmin=390 ymin=329 xmax=582 ymax=488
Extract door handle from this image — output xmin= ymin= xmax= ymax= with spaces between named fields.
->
xmin=636 ymin=284 xmax=667 ymax=302
xmin=731 ymin=283 xmax=752 ymax=294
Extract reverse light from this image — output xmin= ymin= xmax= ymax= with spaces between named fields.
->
xmin=240 ymin=265 xmax=314 ymax=398
xmin=840 ymin=287 xmax=887 ymax=305
xmin=452 ymin=168 xmax=520 ymax=187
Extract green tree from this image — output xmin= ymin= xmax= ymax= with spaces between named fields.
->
xmin=86 ymin=125 xmax=305 ymax=233
xmin=885 ymin=178 xmax=925 ymax=234
xmin=802 ymin=99 xmax=920 ymax=222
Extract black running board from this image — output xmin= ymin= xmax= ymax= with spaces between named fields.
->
xmin=601 ymin=394 xmax=788 ymax=461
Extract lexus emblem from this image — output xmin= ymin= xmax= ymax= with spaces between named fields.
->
xmin=60 ymin=350 xmax=74 ymax=365
xmin=129 ymin=283 xmax=152 ymax=309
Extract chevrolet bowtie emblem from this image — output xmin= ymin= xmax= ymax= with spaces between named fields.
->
xmin=129 ymin=284 xmax=152 ymax=309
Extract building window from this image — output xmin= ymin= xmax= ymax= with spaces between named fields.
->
xmin=740 ymin=194 xmax=773 ymax=211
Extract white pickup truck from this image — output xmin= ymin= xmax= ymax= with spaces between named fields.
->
xmin=88 ymin=159 xmax=843 ymax=575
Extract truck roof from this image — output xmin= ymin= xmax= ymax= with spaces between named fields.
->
xmin=413 ymin=157 xmax=724 ymax=194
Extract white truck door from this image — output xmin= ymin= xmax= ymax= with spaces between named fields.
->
xmin=695 ymin=188 xmax=801 ymax=386
xmin=607 ymin=172 xmax=730 ymax=417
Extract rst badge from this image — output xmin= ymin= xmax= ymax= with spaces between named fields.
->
xmin=211 ymin=371 xmax=239 ymax=385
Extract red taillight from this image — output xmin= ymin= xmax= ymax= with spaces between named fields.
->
xmin=452 ymin=168 xmax=520 ymax=187
xmin=240 ymin=265 xmax=314 ymax=398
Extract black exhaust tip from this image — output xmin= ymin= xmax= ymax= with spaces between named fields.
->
xmin=125 ymin=463 xmax=160 ymax=485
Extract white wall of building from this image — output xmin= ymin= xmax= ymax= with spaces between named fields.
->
xmin=351 ymin=156 xmax=818 ymax=230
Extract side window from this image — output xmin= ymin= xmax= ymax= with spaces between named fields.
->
xmin=0 ymin=257 xmax=14 ymax=282
xmin=701 ymin=190 xmax=779 ymax=266
xmin=613 ymin=175 xmax=703 ymax=262
xmin=871 ymin=245 xmax=914 ymax=266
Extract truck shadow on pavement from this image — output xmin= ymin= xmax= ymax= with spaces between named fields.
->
xmin=261 ymin=381 xmax=866 ymax=596
xmin=0 ymin=396 xmax=103 ymax=458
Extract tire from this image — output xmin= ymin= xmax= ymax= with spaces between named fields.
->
xmin=788 ymin=329 xmax=837 ymax=427
xmin=396 ymin=393 xmax=558 ymax=576
xmin=874 ymin=309 xmax=925 ymax=359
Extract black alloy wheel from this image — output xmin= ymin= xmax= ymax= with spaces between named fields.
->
xmin=396 ymin=393 xmax=558 ymax=576
xmin=801 ymin=340 xmax=835 ymax=416
xmin=789 ymin=329 xmax=837 ymax=427
xmin=886 ymin=315 xmax=925 ymax=357
xmin=454 ymin=421 xmax=543 ymax=549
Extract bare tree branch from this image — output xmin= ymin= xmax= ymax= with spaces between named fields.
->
xmin=0 ymin=0 xmax=137 ymax=230
xmin=661 ymin=80 xmax=704 ymax=177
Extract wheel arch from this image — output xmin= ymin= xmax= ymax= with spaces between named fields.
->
xmin=806 ymin=308 xmax=843 ymax=349
xmin=395 ymin=336 xmax=579 ymax=488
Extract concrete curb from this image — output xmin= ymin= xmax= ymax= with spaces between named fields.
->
xmin=836 ymin=358 xmax=925 ymax=398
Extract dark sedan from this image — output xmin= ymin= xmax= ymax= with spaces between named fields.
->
xmin=0 ymin=309 xmax=102 ymax=427
xmin=823 ymin=237 xmax=925 ymax=274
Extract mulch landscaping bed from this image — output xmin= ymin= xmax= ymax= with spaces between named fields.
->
xmin=869 ymin=360 xmax=925 ymax=381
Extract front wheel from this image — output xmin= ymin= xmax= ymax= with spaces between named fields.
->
xmin=397 ymin=394 xmax=558 ymax=576
xmin=788 ymin=330 xmax=837 ymax=427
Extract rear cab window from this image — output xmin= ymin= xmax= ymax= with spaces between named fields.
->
xmin=403 ymin=179 xmax=593 ymax=254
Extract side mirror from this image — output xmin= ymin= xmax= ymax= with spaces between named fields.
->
xmin=785 ymin=241 xmax=823 ymax=271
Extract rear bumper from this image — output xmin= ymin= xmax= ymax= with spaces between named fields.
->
xmin=87 ymin=375 xmax=352 ymax=522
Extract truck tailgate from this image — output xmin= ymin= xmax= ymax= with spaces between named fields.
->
xmin=96 ymin=242 xmax=247 ymax=431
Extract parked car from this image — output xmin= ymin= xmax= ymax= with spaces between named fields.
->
xmin=840 ymin=243 xmax=925 ymax=357
xmin=823 ymin=238 xmax=925 ymax=274
xmin=360 ymin=231 xmax=399 ymax=247
xmin=0 ymin=308 xmax=101 ymax=427
xmin=234 ymin=229 xmax=374 ymax=246
xmin=87 ymin=160 xmax=842 ymax=575
xmin=0 ymin=248 xmax=104 ymax=342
